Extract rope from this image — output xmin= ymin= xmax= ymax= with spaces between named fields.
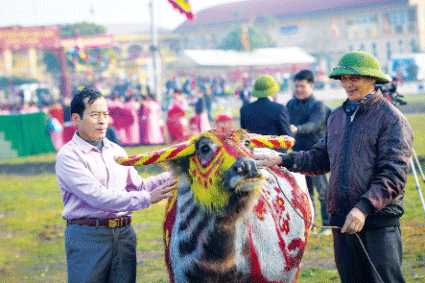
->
xmin=264 ymin=167 xmax=384 ymax=283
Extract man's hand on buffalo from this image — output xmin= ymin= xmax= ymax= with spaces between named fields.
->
xmin=252 ymin=148 xmax=294 ymax=168
xmin=150 ymin=178 xmax=178 ymax=204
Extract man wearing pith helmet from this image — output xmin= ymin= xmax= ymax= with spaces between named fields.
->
xmin=253 ymin=51 xmax=413 ymax=283
xmin=240 ymin=75 xmax=292 ymax=152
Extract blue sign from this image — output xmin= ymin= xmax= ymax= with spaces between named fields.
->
xmin=280 ymin=26 xmax=298 ymax=35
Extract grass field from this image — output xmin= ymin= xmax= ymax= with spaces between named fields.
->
xmin=0 ymin=115 xmax=424 ymax=282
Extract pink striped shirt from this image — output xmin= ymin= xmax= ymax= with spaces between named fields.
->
xmin=56 ymin=133 xmax=171 ymax=220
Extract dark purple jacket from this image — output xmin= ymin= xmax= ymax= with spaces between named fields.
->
xmin=286 ymin=95 xmax=328 ymax=151
xmin=240 ymin=98 xmax=292 ymax=137
xmin=286 ymin=89 xmax=413 ymax=228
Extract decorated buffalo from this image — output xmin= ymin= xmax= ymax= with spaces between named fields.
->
xmin=115 ymin=128 xmax=314 ymax=283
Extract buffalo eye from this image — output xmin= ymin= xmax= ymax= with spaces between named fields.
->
xmin=200 ymin=144 xmax=210 ymax=154
xmin=196 ymin=137 xmax=217 ymax=160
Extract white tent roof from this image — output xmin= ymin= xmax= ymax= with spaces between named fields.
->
xmin=182 ymin=47 xmax=316 ymax=67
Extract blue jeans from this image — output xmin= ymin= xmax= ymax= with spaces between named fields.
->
xmin=65 ymin=224 xmax=137 ymax=283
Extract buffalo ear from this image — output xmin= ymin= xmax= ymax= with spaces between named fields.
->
xmin=248 ymin=134 xmax=295 ymax=149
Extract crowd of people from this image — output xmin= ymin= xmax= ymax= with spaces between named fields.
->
xmin=0 ymin=73 xmax=237 ymax=150
xmin=0 ymin=69 xmax=293 ymax=152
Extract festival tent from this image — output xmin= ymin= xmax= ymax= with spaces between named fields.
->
xmin=171 ymin=47 xmax=316 ymax=68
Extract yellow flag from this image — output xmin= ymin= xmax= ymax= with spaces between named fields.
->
xmin=168 ymin=0 xmax=194 ymax=20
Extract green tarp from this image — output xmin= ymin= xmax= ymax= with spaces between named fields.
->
xmin=0 ymin=112 xmax=55 ymax=158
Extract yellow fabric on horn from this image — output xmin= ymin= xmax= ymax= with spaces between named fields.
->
xmin=115 ymin=140 xmax=196 ymax=166
xmin=248 ymin=134 xmax=295 ymax=149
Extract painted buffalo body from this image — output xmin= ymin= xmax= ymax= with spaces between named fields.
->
xmin=116 ymin=128 xmax=313 ymax=283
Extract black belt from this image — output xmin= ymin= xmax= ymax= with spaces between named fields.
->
xmin=66 ymin=217 xmax=131 ymax=228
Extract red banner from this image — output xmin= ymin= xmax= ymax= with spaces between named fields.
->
xmin=0 ymin=26 xmax=60 ymax=50
xmin=331 ymin=18 xmax=339 ymax=40
xmin=241 ymin=25 xmax=250 ymax=51
xmin=60 ymin=34 xmax=115 ymax=49
xmin=384 ymin=16 xmax=391 ymax=36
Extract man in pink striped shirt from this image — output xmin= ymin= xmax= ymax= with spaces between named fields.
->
xmin=56 ymin=86 xmax=177 ymax=283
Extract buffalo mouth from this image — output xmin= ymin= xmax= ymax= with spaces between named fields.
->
xmin=224 ymin=168 xmax=267 ymax=193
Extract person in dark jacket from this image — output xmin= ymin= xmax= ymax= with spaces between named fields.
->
xmin=106 ymin=116 xmax=121 ymax=145
xmin=287 ymin=70 xmax=331 ymax=234
xmin=254 ymin=51 xmax=413 ymax=283
xmin=240 ymin=75 xmax=292 ymax=153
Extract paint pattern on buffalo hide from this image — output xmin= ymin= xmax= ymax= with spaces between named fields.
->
xmin=163 ymin=165 xmax=313 ymax=283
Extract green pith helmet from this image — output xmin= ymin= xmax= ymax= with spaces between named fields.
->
xmin=329 ymin=51 xmax=390 ymax=84
xmin=252 ymin=75 xmax=280 ymax=98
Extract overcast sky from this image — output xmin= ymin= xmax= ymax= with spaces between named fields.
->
xmin=0 ymin=0 xmax=246 ymax=30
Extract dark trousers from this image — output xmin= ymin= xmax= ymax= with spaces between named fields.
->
xmin=306 ymin=174 xmax=330 ymax=226
xmin=333 ymin=226 xmax=405 ymax=283
xmin=65 ymin=224 xmax=137 ymax=283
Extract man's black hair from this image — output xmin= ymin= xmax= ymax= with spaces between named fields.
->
xmin=294 ymin=70 xmax=315 ymax=84
xmin=70 ymin=86 xmax=103 ymax=118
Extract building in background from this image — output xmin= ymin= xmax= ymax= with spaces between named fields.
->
xmin=174 ymin=0 xmax=425 ymax=76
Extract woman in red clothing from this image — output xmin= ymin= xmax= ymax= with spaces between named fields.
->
xmin=191 ymin=88 xmax=211 ymax=134
xmin=166 ymin=89 xmax=190 ymax=143
xmin=124 ymin=95 xmax=141 ymax=145
xmin=139 ymin=93 xmax=165 ymax=145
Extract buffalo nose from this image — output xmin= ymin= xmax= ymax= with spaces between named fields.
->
xmin=232 ymin=157 xmax=258 ymax=177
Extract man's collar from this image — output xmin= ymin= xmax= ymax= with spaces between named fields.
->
xmin=103 ymin=137 xmax=113 ymax=149
xmin=360 ymin=89 xmax=377 ymax=102
xmin=343 ymin=88 xmax=378 ymax=112
xmin=72 ymin=132 xmax=111 ymax=153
